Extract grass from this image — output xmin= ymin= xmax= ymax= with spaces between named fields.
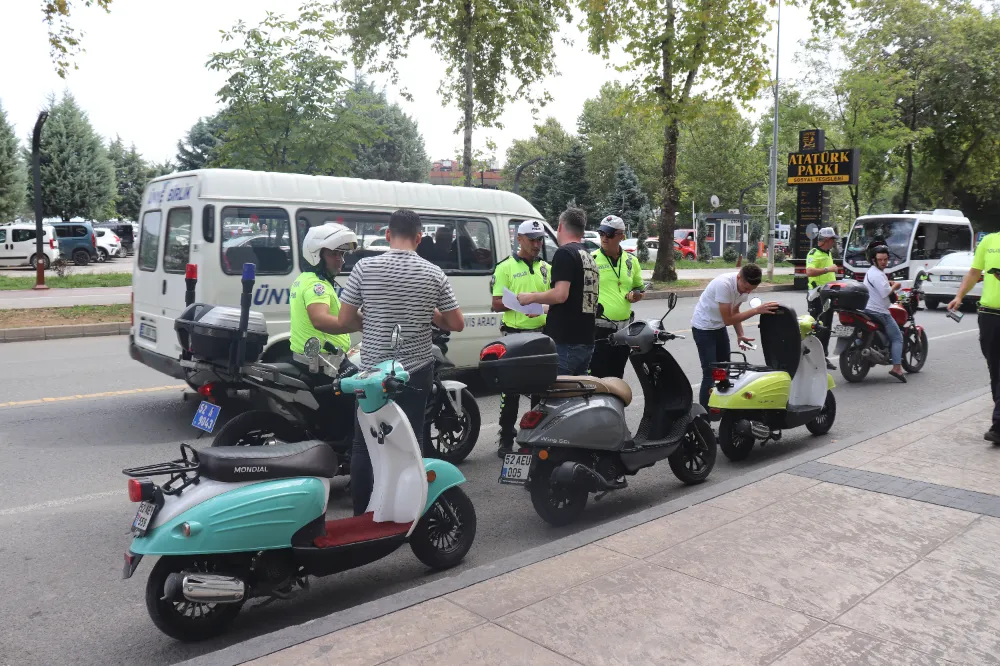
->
xmin=650 ymin=279 xmax=708 ymax=291
xmin=0 ymin=304 xmax=131 ymax=328
xmin=0 ymin=273 xmax=132 ymax=290
xmin=763 ymin=274 xmax=795 ymax=284
xmin=642 ymin=258 xmax=794 ymax=270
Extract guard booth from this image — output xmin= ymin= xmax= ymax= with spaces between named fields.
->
xmin=697 ymin=212 xmax=749 ymax=258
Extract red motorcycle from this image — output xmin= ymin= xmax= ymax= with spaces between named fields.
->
xmin=825 ymin=272 xmax=930 ymax=383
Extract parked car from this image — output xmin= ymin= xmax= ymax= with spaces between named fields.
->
xmin=622 ymin=238 xmax=658 ymax=263
xmin=51 ymin=222 xmax=99 ymax=266
xmin=95 ymin=222 xmax=135 ymax=254
xmin=94 ymin=228 xmax=124 ymax=261
xmin=673 ymin=239 xmax=696 ymax=260
xmin=583 ymin=230 xmax=600 ymax=242
xmin=673 ymin=228 xmax=698 ymax=259
xmin=921 ymin=251 xmax=979 ymax=309
xmin=0 ymin=223 xmax=60 ymax=269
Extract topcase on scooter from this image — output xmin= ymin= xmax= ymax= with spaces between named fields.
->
xmin=820 ymin=280 xmax=869 ymax=311
xmin=479 ymin=333 xmax=558 ymax=394
xmin=175 ymin=303 xmax=269 ymax=363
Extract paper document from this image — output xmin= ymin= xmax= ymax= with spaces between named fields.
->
xmin=503 ymin=287 xmax=544 ymax=316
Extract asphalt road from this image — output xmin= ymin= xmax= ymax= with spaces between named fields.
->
xmin=0 ymin=292 xmax=986 ymax=666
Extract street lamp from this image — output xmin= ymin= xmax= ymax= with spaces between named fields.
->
xmin=512 ymin=157 xmax=545 ymax=195
xmin=32 ymin=111 xmax=49 ymax=291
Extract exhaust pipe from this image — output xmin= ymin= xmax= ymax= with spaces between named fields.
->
xmin=550 ymin=461 xmax=626 ymax=492
xmin=163 ymin=573 xmax=246 ymax=604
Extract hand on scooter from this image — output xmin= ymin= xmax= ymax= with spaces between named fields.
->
xmin=738 ymin=336 xmax=757 ymax=351
xmin=754 ymin=301 xmax=779 ymax=315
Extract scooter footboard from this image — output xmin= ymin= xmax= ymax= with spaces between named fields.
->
xmin=423 ymin=459 xmax=466 ymax=513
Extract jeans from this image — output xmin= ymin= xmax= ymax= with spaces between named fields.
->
xmin=556 ymin=343 xmax=594 ymax=376
xmin=350 ymin=362 xmax=434 ymax=516
xmin=807 ymin=297 xmax=833 ymax=356
xmin=589 ymin=328 xmax=631 ymax=379
xmin=692 ymin=327 xmax=731 ymax=409
xmin=979 ymin=313 xmax=1000 ymax=430
xmin=865 ymin=309 xmax=903 ymax=366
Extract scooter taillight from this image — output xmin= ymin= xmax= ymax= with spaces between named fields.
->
xmin=197 ymin=383 xmax=218 ymax=403
xmin=128 ymin=478 xmax=155 ymax=502
xmin=711 ymin=368 xmax=728 ymax=382
xmin=520 ymin=410 xmax=544 ymax=429
xmin=480 ymin=343 xmax=507 ymax=361
xmin=837 ymin=312 xmax=857 ymax=325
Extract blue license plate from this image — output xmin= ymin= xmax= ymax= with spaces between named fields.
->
xmin=192 ymin=401 xmax=221 ymax=433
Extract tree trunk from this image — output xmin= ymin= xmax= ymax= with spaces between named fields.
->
xmin=900 ymin=95 xmax=917 ymax=211
xmin=462 ymin=0 xmax=474 ymax=188
xmin=850 ymin=185 xmax=860 ymax=220
xmin=653 ymin=120 xmax=680 ymax=283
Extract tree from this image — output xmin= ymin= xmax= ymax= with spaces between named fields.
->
xmin=500 ymin=117 xmax=575 ymax=195
xmin=605 ymin=160 xmax=649 ymax=237
xmin=207 ymin=2 xmax=375 ymax=175
xmin=531 ymin=159 xmax=560 ymax=223
xmin=41 ymin=0 xmax=113 ymax=78
xmin=27 ymin=92 xmax=115 ymax=222
xmin=0 ymin=101 xmax=26 ymax=223
xmin=346 ymin=80 xmax=430 ymax=182
xmin=107 ymin=136 xmax=148 ymax=221
xmin=579 ymin=0 xmax=846 ymax=282
xmin=555 ymin=143 xmax=596 ymax=225
xmin=341 ymin=0 xmax=572 ymax=187
xmin=636 ymin=203 xmax=653 ymax=263
xmin=176 ymin=114 xmax=227 ymax=172
xmin=147 ymin=161 xmax=175 ymax=179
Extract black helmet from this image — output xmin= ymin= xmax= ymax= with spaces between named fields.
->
xmin=866 ymin=239 xmax=889 ymax=263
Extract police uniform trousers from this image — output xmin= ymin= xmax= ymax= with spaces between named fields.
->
xmin=979 ymin=307 xmax=1000 ymax=431
xmin=589 ymin=322 xmax=631 ymax=379
xmin=808 ymin=294 xmax=834 ymax=356
xmin=498 ymin=326 xmax=541 ymax=442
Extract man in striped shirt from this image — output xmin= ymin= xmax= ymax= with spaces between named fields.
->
xmin=318 ymin=209 xmax=465 ymax=515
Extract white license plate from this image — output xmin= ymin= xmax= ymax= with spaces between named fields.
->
xmin=132 ymin=501 xmax=156 ymax=536
xmin=463 ymin=314 xmax=498 ymax=329
xmin=940 ymin=275 xmax=961 ymax=282
xmin=499 ymin=454 xmax=532 ymax=485
xmin=138 ymin=322 xmax=157 ymax=342
xmin=831 ymin=324 xmax=854 ymax=337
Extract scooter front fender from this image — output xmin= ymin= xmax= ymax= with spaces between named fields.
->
xmin=423 ymin=459 xmax=466 ymax=514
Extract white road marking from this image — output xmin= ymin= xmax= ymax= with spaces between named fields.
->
xmin=928 ymin=328 xmax=977 ymax=342
xmin=0 ymin=490 xmax=121 ymax=517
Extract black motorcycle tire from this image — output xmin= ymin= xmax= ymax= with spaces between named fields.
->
xmin=668 ymin=417 xmax=717 ymax=484
xmin=717 ymin=412 xmax=756 ymax=462
xmin=805 ymin=390 xmax=837 ymax=436
xmin=422 ymin=388 xmax=480 ymax=464
xmin=529 ymin=463 xmax=588 ymax=527
xmin=409 ymin=487 xmax=477 ymax=570
xmin=839 ymin=347 xmax=871 ymax=383
xmin=145 ymin=556 xmax=244 ymax=642
xmin=924 ymin=297 xmax=939 ymax=310
xmin=901 ymin=328 xmax=929 ymax=374
xmin=211 ymin=410 xmax=305 ymax=447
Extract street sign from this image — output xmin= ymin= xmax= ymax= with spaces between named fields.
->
xmin=978 ymin=231 xmax=987 ymax=244
xmin=805 ymin=224 xmax=819 ymax=240
xmin=787 ymin=149 xmax=860 ymax=185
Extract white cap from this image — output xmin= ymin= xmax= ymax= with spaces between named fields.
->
xmin=517 ymin=220 xmax=545 ymax=239
xmin=598 ymin=215 xmax=626 ymax=234
xmin=818 ymin=227 xmax=837 ymax=239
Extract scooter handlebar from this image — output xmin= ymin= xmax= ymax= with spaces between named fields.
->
xmin=314 ymin=380 xmax=340 ymax=395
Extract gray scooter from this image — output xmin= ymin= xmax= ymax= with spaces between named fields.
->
xmin=489 ymin=293 xmax=718 ymax=526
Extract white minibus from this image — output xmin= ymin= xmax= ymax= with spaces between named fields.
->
xmin=129 ymin=169 xmax=557 ymax=387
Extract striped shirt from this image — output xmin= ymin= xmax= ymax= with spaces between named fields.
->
xmin=341 ymin=249 xmax=459 ymax=372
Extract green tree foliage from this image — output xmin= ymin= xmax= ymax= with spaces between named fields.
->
xmin=176 ymin=114 xmax=227 ymax=172
xmin=0 ymin=101 xmax=27 ymax=223
xmin=27 ymin=92 xmax=115 ymax=222
xmin=41 ymin=0 xmax=113 ymax=78
xmin=207 ymin=2 xmax=375 ymax=175
xmin=578 ymin=0 xmax=847 ymax=282
xmin=346 ymin=80 xmax=430 ymax=183
xmin=605 ymin=160 xmax=649 ymax=237
xmin=500 ymin=117 xmax=575 ymax=195
xmin=107 ymin=136 xmax=148 ymax=221
xmin=531 ymin=159 xmax=560 ymax=223
xmin=340 ymin=0 xmax=572 ymax=187
xmin=555 ymin=143 xmax=596 ymax=225
xmin=636 ymin=203 xmax=653 ymax=263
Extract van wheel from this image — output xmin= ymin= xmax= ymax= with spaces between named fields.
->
xmin=29 ymin=254 xmax=50 ymax=270
xmin=73 ymin=250 xmax=90 ymax=266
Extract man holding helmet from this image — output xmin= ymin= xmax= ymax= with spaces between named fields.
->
xmin=863 ymin=241 xmax=906 ymax=383
xmin=590 ymin=215 xmax=645 ymax=379
xmin=289 ymin=222 xmax=357 ymax=356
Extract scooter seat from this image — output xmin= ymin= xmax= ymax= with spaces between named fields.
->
xmin=197 ymin=440 xmax=337 ymax=481
xmin=267 ymin=362 xmax=332 ymax=388
xmin=545 ymin=375 xmax=633 ymax=406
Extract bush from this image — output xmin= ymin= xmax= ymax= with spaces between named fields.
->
xmin=774 ymin=249 xmax=787 ymax=264
xmin=674 ymin=249 xmax=684 ymax=262
xmin=52 ymin=258 xmax=71 ymax=278
xmin=722 ymin=246 xmax=739 ymax=263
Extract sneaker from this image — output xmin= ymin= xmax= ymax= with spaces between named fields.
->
xmin=985 ymin=429 xmax=1000 ymax=444
xmin=826 ymin=360 xmax=836 ymax=371
xmin=497 ymin=443 xmax=514 ymax=459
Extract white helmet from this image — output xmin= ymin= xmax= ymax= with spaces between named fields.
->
xmin=302 ymin=223 xmax=357 ymax=266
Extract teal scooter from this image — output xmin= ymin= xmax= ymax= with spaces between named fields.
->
xmin=122 ymin=263 xmax=476 ymax=641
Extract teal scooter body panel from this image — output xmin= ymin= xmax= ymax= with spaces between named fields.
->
xmin=423 ymin=459 xmax=466 ymax=513
xmin=129 ymin=477 xmax=326 ymax=556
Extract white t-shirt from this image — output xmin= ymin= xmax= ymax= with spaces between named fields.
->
xmin=864 ymin=266 xmax=892 ymax=314
xmin=691 ymin=272 xmax=749 ymax=330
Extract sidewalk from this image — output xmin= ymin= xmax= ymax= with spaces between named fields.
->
xmin=201 ymin=389 xmax=1000 ymax=666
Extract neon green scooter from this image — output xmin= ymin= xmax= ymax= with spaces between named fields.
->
xmin=708 ymin=299 xmax=836 ymax=461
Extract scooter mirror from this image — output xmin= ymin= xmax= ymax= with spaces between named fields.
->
xmin=822 ymin=299 xmax=832 ymax=313
xmin=666 ymin=292 xmax=678 ymax=310
xmin=749 ymin=297 xmax=762 ymax=309
xmin=390 ymin=324 xmax=402 ymax=351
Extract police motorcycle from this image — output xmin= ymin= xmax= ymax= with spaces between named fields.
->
xmin=708 ymin=298 xmax=836 ymax=462
xmin=122 ymin=263 xmax=476 ymax=642
xmin=479 ymin=293 xmax=717 ymax=527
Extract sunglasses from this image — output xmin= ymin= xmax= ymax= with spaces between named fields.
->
xmin=598 ymin=230 xmax=623 ymax=238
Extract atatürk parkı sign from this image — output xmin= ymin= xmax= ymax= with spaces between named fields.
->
xmin=787 ymin=148 xmax=859 ymax=185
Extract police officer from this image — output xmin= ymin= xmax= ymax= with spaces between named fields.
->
xmin=949 ymin=231 xmax=1000 ymax=443
xmin=805 ymin=226 xmax=839 ymax=370
xmin=589 ymin=215 xmax=644 ymax=378
xmin=289 ymin=223 xmax=357 ymax=357
xmin=491 ymin=220 xmax=550 ymax=457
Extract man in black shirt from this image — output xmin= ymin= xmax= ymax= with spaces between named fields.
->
xmin=518 ymin=208 xmax=599 ymax=374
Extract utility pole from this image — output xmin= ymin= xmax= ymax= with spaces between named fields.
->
xmin=32 ymin=111 xmax=49 ymax=291
xmin=766 ymin=0 xmax=781 ymax=282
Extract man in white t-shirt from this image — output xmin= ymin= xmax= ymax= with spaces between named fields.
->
xmin=690 ymin=264 xmax=777 ymax=408
xmin=863 ymin=243 xmax=906 ymax=383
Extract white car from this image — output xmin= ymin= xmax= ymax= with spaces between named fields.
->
xmin=583 ymin=230 xmax=600 ymax=242
xmin=0 ymin=223 xmax=60 ymax=269
xmin=622 ymin=238 xmax=657 ymax=263
xmin=921 ymin=251 xmax=978 ymax=309
xmin=94 ymin=228 xmax=123 ymax=261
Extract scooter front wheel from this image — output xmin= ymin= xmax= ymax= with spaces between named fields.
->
xmin=409 ymin=487 xmax=477 ymax=570
xmin=145 ymin=556 xmax=244 ymax=642
xmin=805 ymin=390 xmax=836 ymax=435
xmin=669 ymin=417 xmax=717 ymax=484
xmin=718 ymin=413 xmax=756 ymax=462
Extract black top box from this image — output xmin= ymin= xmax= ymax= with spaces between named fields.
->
xmin=175 ymin=303 xmax=269 ymax=364
xmin=820 ymin=280 xmax=870 ymax=311
xmin=479 ymin=332 xmax=558 ymax=394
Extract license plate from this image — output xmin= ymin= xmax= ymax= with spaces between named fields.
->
xmin=138 ymin=322 xmax=157 ymax=342
xmin=831 ymin=324 xmax=854 ymax=337
xmin=132 ymin=501 xmax=156 ymax=536
xmin=940 ymin=275 xmax=961 ymax=282
xmin=192 ymin=400 xmax=221 ymax=433
xmin=499 ymin=454 xmax=532 ymax=485
xmin=463 ymin=314 xmax=498 ymax=328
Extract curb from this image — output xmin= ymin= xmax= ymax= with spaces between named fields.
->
xmin=644 ymin=283 xmax=797 ymax=300
xmin=177 ymin=384 xmax=992 ymax=666
xmin=0 ymin=322 xmax=129 ymax=343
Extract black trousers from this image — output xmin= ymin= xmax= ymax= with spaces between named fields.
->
xmin=497 ymin=326 xmax=540 ymax=441
xmin=350 ymin=362 xmax=434 ymax=516
xmin=808 ymin=297 xmax=834 ymax=356
xmin=589 ymin=327 xmax=631 ymax=379
xmin=979 ymin=313 xmax=1000 ymax=430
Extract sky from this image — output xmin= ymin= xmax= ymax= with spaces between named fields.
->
xmin=1 ymin=1 xmax=816 ymax=168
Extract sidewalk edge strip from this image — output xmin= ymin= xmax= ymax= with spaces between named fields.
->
xmin=0 ymin=322 xmax=128 ymax=342
xmin=177 ymin=384 xmax=992 ymax=666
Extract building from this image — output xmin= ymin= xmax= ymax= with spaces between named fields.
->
xmin=428 ymin=159 xmax=502 ymax=189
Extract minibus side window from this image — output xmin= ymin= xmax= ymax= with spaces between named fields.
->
xmin=163 ymin=208 xmax=193 ymax=273
xmin=220 ymin=207 xmax=293 ymax=275
xmin=911 ymin=223 xmax=972 ymax=260
xmin=138 ymin=210 xmax=162 ymax=272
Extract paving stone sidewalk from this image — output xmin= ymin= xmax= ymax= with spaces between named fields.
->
xmin=233 ymin=393 xmax=1000 ymax=666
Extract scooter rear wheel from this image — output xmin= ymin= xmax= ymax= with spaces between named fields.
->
xmin=409 ymin=487 xmax=477 ymax=569
xmin=529 ymin=464 xmax=588 ymax=527
xmin=718 ymin=413 xmax=756 ymax=462
xmin=145 ymin=556 xmax=244 ymax=642
xmin=839 ymin=348 xmax=870 ymax=383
